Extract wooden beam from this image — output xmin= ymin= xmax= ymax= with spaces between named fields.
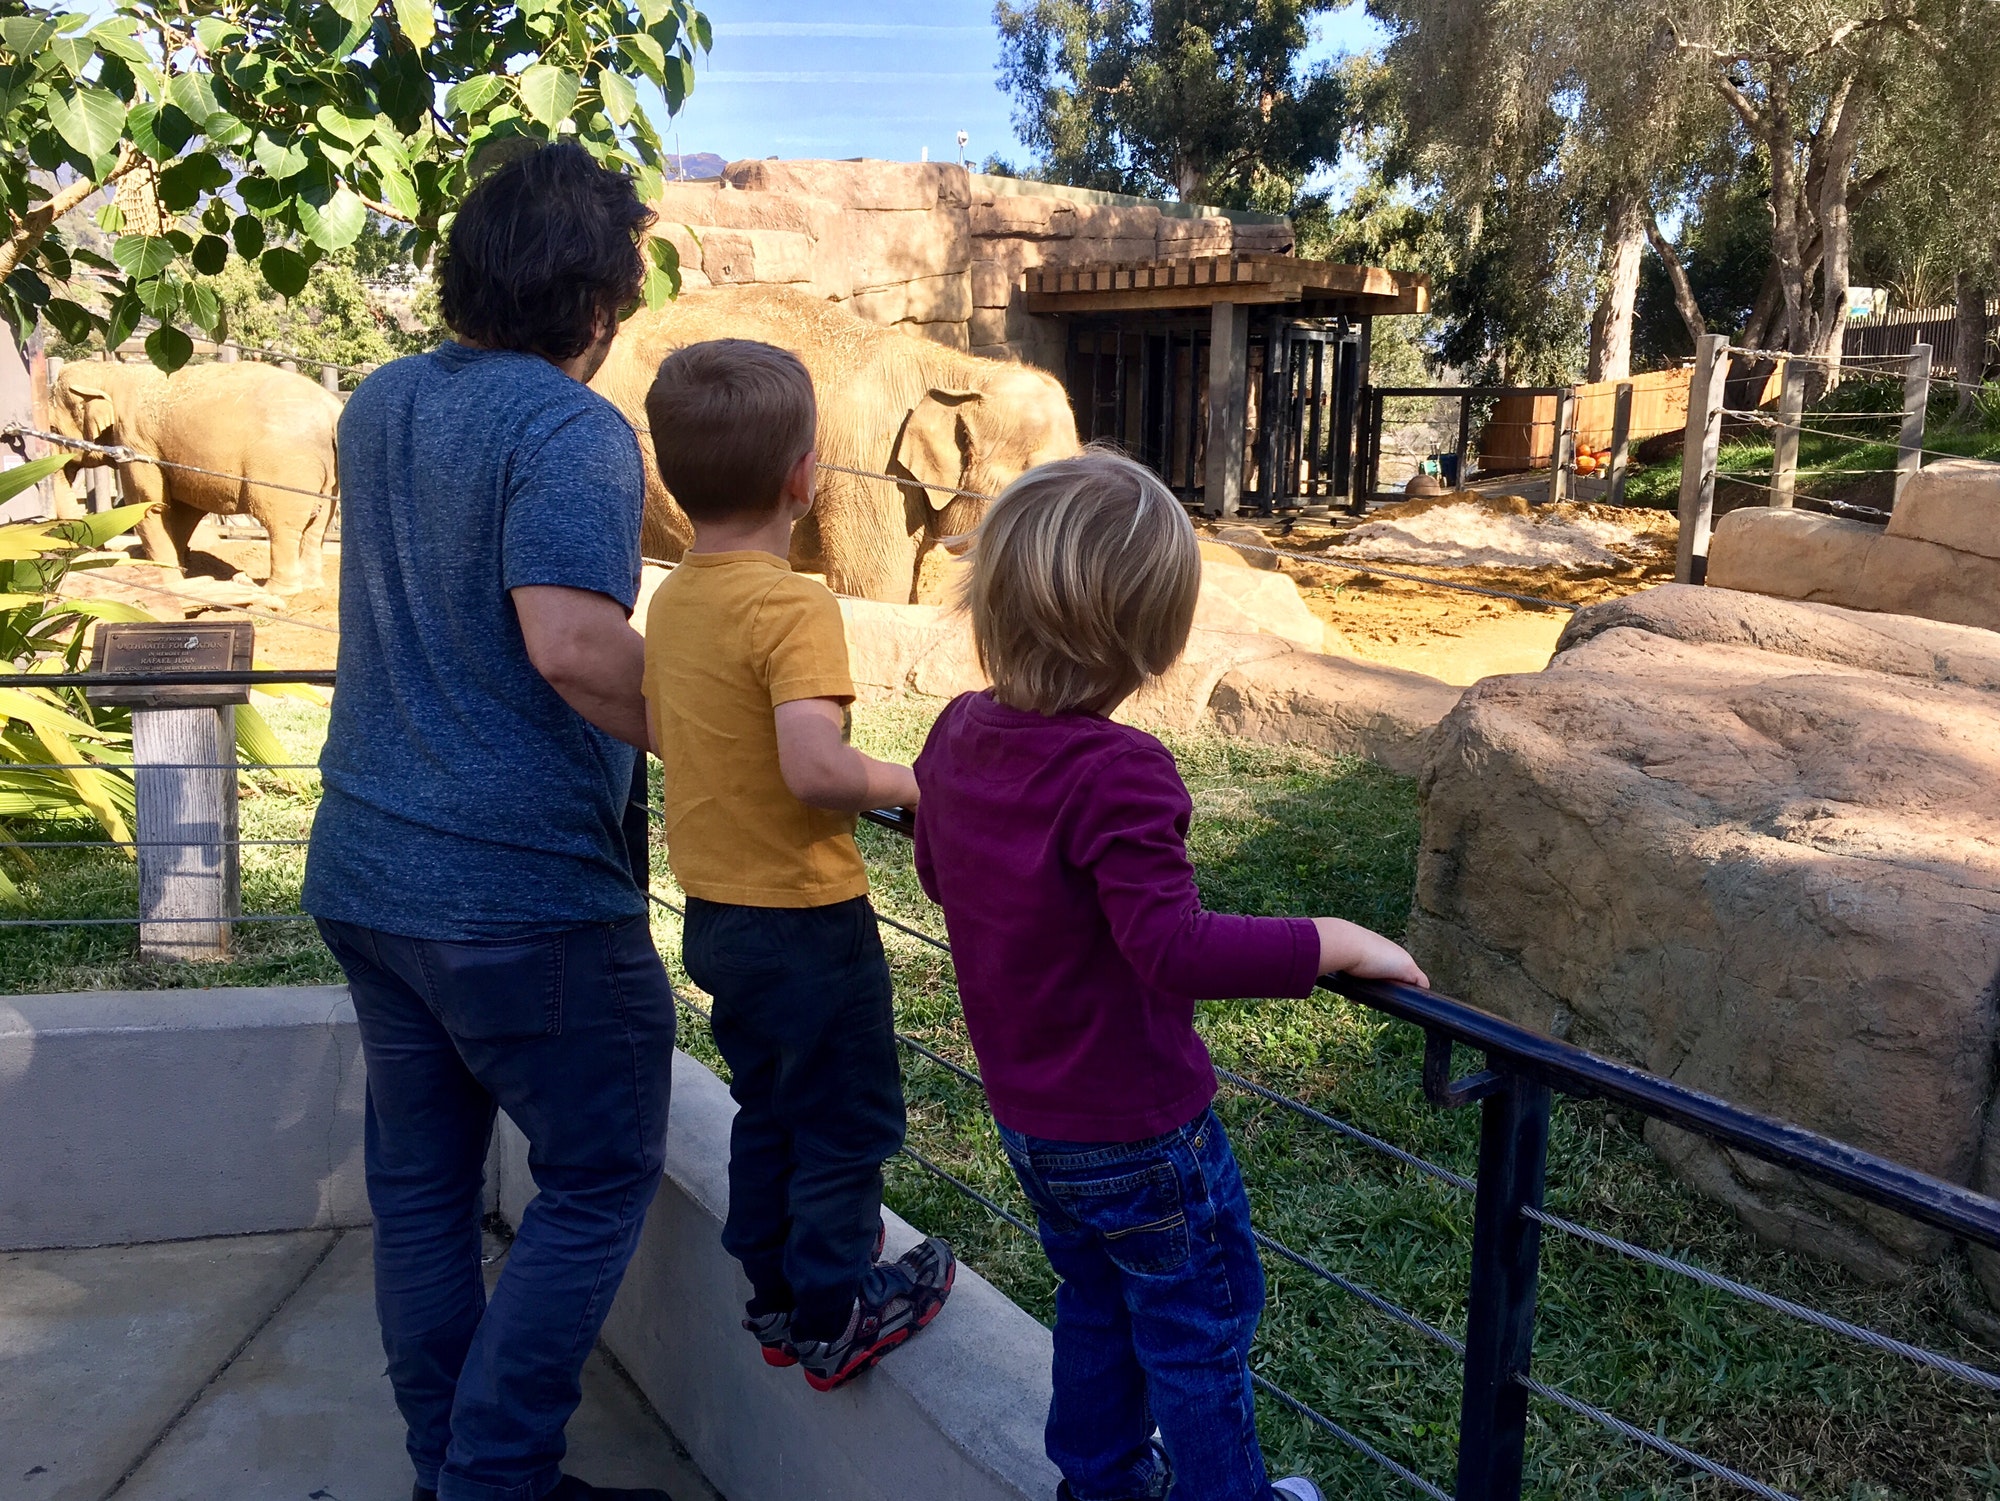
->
xmin=1026 ymin=283 xmax=1303 ymax=314
xmin=1205 ymin=301 xmax=1251 ymax=517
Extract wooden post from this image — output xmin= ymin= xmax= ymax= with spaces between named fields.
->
xmin=1606 ymin=380 xmax=1634 ymax=505
xmin=134 ymin=706 xmax=240 ymax=961
xmin=1895 ymin=342 xmax=1930 ymax=510
xmin=1676 ymin=333 xmax=1730 ymax=584
xmin=1204 ymin=301 xmax=1250 ymax=517
xmin=1455 ymin=392 xmax=1472 ymax=489
xmin=1549 ymin=387 xmax=1575 ymax=505
xmin=321 ymin=364 xmax=340 ymax=393
xmin=1770 ymin=358 xmax=1806 ymax=509
xmin=280 ymin=358 xmax=299 ymax=374
xmin=217 ymin=343 xmax=240 ymax=363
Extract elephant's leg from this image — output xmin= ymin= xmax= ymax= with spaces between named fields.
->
xmin=297 ymin=496 xmax=335 ymax=589
xmin=49 ymin=465 xmax=85 ymax=521
xmin=161 ymin=502 xmax=205 ymax=573
xmin=249 ymin=488 xmax=309 ymax=594
xmin=817 ymin=475 xmax=918 ymax=602
xmin=123 ymin=465 xmax=180 ymax=570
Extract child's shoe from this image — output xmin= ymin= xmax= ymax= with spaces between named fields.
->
xmin=743 ymin=1308 xmax=797 ymax=1367
xmin=745 ymin=1221 xmax=888 ymax=1369
xmin=795 ymin=1236 xmax=956 ymax=1391
xmin=1271 ymin=1479 xmax=1325 ymax=1501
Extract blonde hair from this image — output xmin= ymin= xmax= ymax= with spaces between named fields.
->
xmin=965 ymin=450 xmax=1201 ymax=715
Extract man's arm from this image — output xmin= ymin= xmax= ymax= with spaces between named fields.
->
xmin=513 ymin=584 xmax=651 ymax=750
xmin=774 ymin=697 xmax=918 ymax=811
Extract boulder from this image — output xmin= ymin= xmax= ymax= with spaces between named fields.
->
xmin=832 ymin=210 xmax=973 ymax=293
xmin=847 ymin=271 xmax=973 ymax=327
xmin=700 ymin=228 xmax=814 ymax=286
xmin=1707 ymin=506 xmax=2000 ymax=634
xmin=971 ymin=259 xmax=1024 ymax=309
xmin=1208 ymin=653 xmax=1464 ymax=775
xmin=1203 ymin=525 xmax=1280 ymax=569
xmin=1883 ymin=457 xmax=2000 ymax=560
xmin=1409 ymin=585 xmax=2000 ymax=1291
xmin=1194 ymin=561 xmax=1329 ymax=652
xmin=1156 ymin=217 xmax=1235 ymax=257
xmin=970 ymin=198 xmax=1079 ymax=240
xmin=723 ymin=159 xmax=968 ymax=213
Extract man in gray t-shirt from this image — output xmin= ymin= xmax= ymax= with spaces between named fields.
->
xmin=306 ymin=145 xmax=675 ymax=1501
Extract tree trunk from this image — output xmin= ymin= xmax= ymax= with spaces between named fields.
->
xmin=1740 ymin=260 xmax=1785 ymax=352
xmin=1954 ymin=265 xmax=1992 ymax=420
xmin=1645 ymin=215 xmax=1708 ymax=345
xmin=1587 ymin=192 xmax=1647 ymax=382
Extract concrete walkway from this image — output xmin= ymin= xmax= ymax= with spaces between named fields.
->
xmin=1 ymin=1229 xmax=720 ymax=1501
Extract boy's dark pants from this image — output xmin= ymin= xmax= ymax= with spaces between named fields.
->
xmin=682 ymin=894 xmax=905 ymax=1338
xmin=316 ymin=916 xmax=675 ymax=1501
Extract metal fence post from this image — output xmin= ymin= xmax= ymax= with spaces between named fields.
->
xmin=1454 ymin=1073 xmax=1553 ymax=1501
xmin=1770 ymin=357 xmax=1806 ymax=509
xmin=320 ymin=364 xmax=341 ymax=393
xmin=1675 ymin=333 xmax=1729 ymax=584
xmin=1606 ymin=380 xmax=1633 ymax=506
xmin=1894 ymin=342 xmax=1930 ymax=510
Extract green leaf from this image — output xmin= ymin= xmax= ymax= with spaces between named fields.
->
xmin=47 ymin=86 xmax=125 ymax=164
xmin=392 ymin=0 xmax=435 ymax=50
xmin=0 ymin=456 xmax=72 ymax=507
xmin=599 ymin=69 xmax=638 ymax=127
xmin=156 ymin=151 xmax=230 ymax=212
xmin=314 ymin=105 xmax=377 ymax=145
xmin=693 ymin=11 xmax=712 ymax=51
xmin=371 ymin=156 xmax=421 ymax=220
xmin=42 ymin=297 xmax=96 ymax=343
xmin=444 ymin=73 xmax=508 ymax=118
xmin=201 ymin=198 xmax=232 ymax=234
xmin=105 ymin=292 xmax=141 ymax=347
xmin=252 ymin=132 xmax=309 ymax=181
xmin=134 ymin=274 xmax=181 ymax=316
xmin=111 ymin=233 xmax=176 ymax=280
xmin=182 ymin=279 xmax=221 ymax=335
xmin=95 ymin=202 xmax=126 ymax=235
xmin=144 ymin=324 xmax=192 ymax=372
xmin=260 ymin=246 xmax=309 ymax=298
xmin=190 ymin=233 xmax=228 ymax=275
xmin=194 ymin=18 xmax=245 ymax=52
xmin=166 ymin=71 xmax=223 ymax=128
xmin=47 ymin=501 xmax=153 ymax=549
xmin=635 ymin=0 xmax=674 ymax=23
xmin=49 ymin=35 xmax=97 ymax=77
xmin=518 ymin=62 xmax=579 ymax=127
xmin=0 ymin=19 xmax=57 ymax=57
xmin=620 ymin=33 xmax=666 ymax=85
xmin=231 ymin=214 xmax=265 ymax=260
xmin=299 ymin=186 xmax=366 ymax=251
xmin=89 ymin=22 xmax=154 ymax=68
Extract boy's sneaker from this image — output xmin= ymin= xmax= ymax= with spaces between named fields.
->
xmin=743 ymin=1220 xmax=889 ymax=1369
xmin=1271 ymin=1479 xmax=1325 ymax=1501
xmin=795 ymin=1236 xmax=955 ymax=1392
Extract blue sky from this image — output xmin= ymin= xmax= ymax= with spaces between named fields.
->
xmin=657 ymin=1 xmax=1387 ymax=174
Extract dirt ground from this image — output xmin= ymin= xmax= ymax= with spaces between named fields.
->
xmin=72 ymin=498 xmax=1681 ymax=688
xmin=1200 ymin=496 xmax=1679 ymax=686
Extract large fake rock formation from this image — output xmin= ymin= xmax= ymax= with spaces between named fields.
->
xmin=1707 ymin=458 xmax=2000 ymax=634
xmin=1409 ymin=586 xmax=2000 ymax=1294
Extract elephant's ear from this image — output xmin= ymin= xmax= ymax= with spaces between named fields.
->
xmin=62 ymin=382 xmax=115 ymax=441
xmin=896 ymin=388 xmax=981 ymax=511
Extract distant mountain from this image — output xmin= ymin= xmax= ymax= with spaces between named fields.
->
xmin=664 ymin=153 xmax=726 ymax=181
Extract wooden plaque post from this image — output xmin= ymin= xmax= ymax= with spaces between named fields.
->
xmin=88 ymin=622 xmax=255 ymax=961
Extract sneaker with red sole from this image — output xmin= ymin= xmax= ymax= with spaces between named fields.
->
xmin=794 ymin=1236 xmax=955 ymax=1392
xmin=743 ymin=1221 xmax=890 ymax=1369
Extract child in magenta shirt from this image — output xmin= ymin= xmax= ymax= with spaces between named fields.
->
xmin=913 ymin=451 xmax=1428 ymax=1501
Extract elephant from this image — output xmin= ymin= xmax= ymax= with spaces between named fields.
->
xmin=48 ymin=359 xmax=342 ymax=595
xmin=591 ymin=283 xmax=1080 ymax=602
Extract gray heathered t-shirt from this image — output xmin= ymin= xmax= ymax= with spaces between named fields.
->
xmin=303 ymin=342 xmax=646 ymax=939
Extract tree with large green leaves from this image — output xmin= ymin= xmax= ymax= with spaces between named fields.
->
xmin=0 ymin=0 xmax=707 ymax=370
xmin=994 ymin=0 xmax=1353 ymax=206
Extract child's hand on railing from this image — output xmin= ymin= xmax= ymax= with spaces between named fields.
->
xmin=1312 ymin=917 xmax=1429 ymax=989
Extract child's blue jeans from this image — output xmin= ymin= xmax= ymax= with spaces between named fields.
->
xmin=998 ymin=1107 xmax=1278 ymax=1501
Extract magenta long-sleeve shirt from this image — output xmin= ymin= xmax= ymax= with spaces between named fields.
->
xmin=912 ymin=692 xmax=1322 ymax=1142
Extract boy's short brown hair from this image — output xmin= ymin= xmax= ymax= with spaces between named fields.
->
xmin=964 ymin=450 xmax=1201 ymax=716
xmin=644 ymin=339 xmax=816 ymax=522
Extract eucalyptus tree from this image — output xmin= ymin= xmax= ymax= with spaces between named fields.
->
xmin=0 ymin=0 xmax=708 ymax=369
xmin=993 ymin=0 xmax=1353 ymax=205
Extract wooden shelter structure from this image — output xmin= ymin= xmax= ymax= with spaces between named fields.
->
xmin=1025 ymin=254 xmax=1428 ymax=516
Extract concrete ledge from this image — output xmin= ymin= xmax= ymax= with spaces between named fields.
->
xmin=0 ymin=985 xmax=367 ymax=1249
xmin=499 ymin=1051 xmax=1059 ymax=1501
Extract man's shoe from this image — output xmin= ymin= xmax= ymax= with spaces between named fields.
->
xmin=1271 ymin=1479 xmax=1325 ymax=1501
xmin=544 ymin=1476 xmax=673 ymax=1501
xmin=413 ymin=1487 xmax=437 ymax=1501
xmin=744 ymin=1307 xmax=798 ymax=1367
xmin=794 ymin=1236 xmax=955 ymax=1392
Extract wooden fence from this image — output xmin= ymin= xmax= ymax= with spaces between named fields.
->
xmin=1844 ymin=300 xmax=1997 ymax=378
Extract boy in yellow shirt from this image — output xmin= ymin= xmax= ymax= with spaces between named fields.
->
xmin=641 ymin=339 xmax=954 ymax=1390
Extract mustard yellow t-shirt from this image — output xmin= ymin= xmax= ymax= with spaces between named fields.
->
xmin=642 ymin=550 xmax=868 ymax=907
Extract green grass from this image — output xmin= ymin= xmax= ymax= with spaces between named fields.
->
xmin=5 ymin=695 xmax=1996 ymax=1499
xmin=1621 ymin=385 xmax=2000 ymax=510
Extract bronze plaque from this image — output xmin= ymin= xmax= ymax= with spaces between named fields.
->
xmin=88 ymin=620 xmax=256 ymax=708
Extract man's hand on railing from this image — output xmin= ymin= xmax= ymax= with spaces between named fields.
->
xmin=1313 ymin=917 xmax=1428 ymax=988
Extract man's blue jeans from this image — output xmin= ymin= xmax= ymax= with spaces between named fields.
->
xmin=999 ymin=1108 xmax=1276 ymax=1501
xmin=319 ymin=916 xmax=676 ymax=1501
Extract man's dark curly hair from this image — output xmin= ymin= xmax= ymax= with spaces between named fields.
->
xmin=439 ymin=142 xmax=654 ymax=362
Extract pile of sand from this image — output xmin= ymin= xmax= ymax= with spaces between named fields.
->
xmin=1338 ymin=495 xmax=1669 ymax=571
